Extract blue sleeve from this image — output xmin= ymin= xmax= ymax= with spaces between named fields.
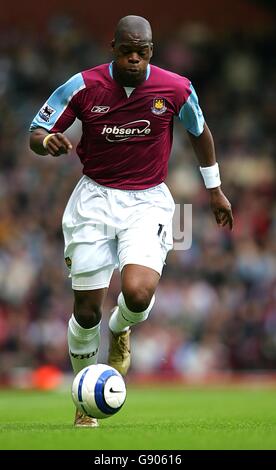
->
xmin=29 ymin=73 xmax=85 ymax=132
xmin=178 ymin=84 xmax=205 ymax=136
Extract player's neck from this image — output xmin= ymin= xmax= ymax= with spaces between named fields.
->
xmin=112 ymin=63 xmax=146 ymax=88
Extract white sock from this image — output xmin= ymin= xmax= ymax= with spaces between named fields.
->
xmin=109 ymin=292 xmax=155 ymax=333
xmin=68 ymin=314 xmax=101 ymax=375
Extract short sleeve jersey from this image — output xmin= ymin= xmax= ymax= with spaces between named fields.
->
xmin=30 ymin=63 xmax=204 ymax=189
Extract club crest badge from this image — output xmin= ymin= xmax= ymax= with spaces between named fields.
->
xmin=65 ymin=257 xmax=72 ymax=269
xmin=151 ymin=98 xmax=167 ymax=115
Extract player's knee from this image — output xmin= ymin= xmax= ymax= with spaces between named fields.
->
xmin=122 ymin=286 xmax=152 ymax=313
xmin=74 ymin=292 xmax=102 ymax=328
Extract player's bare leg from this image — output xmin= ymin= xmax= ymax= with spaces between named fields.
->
xmin=73 ymin=288 xmax=107 ymax=328
xmin=108 ymin=264 xmax=160 ymax=375
xmin=69 ymin=288 xmax=107 ymax=427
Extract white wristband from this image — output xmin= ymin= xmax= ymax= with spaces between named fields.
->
xmin=199 ymin=162 xmax=221 ymax=189
xmin=42 ymin=133 xmax=55 ymax=149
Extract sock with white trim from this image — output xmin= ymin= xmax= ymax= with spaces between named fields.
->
xmin=68 ymin=314 xmax=101 ymax=375
xmin=109 ymin=292 xmax=155 ymax=334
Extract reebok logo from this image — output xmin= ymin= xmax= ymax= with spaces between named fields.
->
xmin=101 ymin=120 xmax=151 ymax=142
xmin=91 ymin=105 xmax=110 ymax=113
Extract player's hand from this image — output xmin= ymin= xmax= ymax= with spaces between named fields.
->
xmin=44 ymin=133 xmax=73 ymax=157
xmin=209 ymin=187 xmax=233 ymax=230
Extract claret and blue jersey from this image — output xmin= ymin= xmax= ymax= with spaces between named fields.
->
xmin=30 ymin=63 xmax=205 ymax=189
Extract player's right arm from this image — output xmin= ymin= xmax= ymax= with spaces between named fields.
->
xmin=30 ymin=128 xmax=73 ymax=157
xmin=30 ymin=129 xmax=73 ymax=157
xmin=29 ymin=72 xmax=86 ymax=157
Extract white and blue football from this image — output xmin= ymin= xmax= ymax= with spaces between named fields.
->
xmin=71 ymin=364 xmax=126 ymax=419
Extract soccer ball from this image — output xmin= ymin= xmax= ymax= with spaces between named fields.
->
xmin=71 ymin=364 xmax=126 ymax=419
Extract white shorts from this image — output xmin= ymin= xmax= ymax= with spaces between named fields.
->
xmin=62 ymin=176 xmax=175 ymax=290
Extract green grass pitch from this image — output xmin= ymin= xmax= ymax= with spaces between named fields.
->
xmin=1 ymin=385 xmax=276 ymax=450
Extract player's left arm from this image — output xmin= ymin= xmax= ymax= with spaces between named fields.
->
xmin=178 ymin=84 xmax=233 ymax=230
xmin=188 ymin=123 xmax=233 ymax=230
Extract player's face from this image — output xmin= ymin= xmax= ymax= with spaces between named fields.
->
xmin=112 ymin=34 xmax=153 ymax=87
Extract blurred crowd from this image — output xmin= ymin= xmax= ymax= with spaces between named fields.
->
xmin=0 ymin=16 xmax=275 ymax=385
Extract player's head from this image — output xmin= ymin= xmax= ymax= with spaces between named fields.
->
xmin=111 ymin=15 xmax=153 ymax=87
